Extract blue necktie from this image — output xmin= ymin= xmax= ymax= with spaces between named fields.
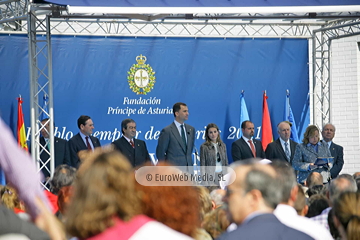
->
xmin=181 ymin=124 xmax=187 ymax=148
xmin=284 ymin=142 xmax=290 ymax=161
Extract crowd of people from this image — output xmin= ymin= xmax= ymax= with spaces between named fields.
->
xmin=0 ymin=102 xmax=360 ymax=239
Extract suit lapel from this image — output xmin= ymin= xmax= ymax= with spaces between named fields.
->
xmin=305 ymin=144 xmax=318 ymax=156
xmin=170 ymin=123 xmax=186 ymax=152
xmin=184 ymin=124 xmax=193 ymax=153
xmin=275 ymin=139 xmax=288 ymax=160
xmin=76 ymin=133 xmax=87 ymax=149
xmin=240 ymin=138 xmax=254 ymax=157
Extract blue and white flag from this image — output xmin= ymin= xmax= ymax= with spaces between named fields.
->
xmin=40 ymin=94 xmax=48 ymax=121
xmin=284 ymin=90 xmax=300 ymax=143
xmin=240 ymin=91 xmax=250 ymax=137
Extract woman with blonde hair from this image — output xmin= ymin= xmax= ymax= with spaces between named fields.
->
xmin=292 ymin=125 xmax=332 ymax=184
xmin=333 ymin=192 xmax=360 ymax=240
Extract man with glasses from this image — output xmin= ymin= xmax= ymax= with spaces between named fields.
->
xmin=218 ymin=161 xmax=312 ymax=240
xmin=112 ymin=118 xmax=150 ymax=168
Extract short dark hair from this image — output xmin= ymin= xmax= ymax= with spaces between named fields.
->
xmin=77 ymin=115 xmax=91 ymax=129
xmin=41 ymin=118 xmax=55 ymax=128
xmin=172 ymin=102 xmax=187 ymax=117
xmin=241 ymin=120 xmax=252 ymax=129
xmin=121 ymin=119 xmax=136 ymax=134
xmin=50 ymin=165 xmax=77 ymax=195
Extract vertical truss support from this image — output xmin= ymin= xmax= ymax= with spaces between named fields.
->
xmin=312 ymin=27 xmax=331 ymax=128
xmin=28 ymin=8 xmax=54 ymax=189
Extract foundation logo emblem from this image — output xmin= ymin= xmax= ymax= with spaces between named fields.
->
xmin=127 ymin=55 xmax=156 ymax=95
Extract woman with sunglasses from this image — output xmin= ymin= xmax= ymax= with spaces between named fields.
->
xmin=200 ymin=123 xmax=228 ymax=185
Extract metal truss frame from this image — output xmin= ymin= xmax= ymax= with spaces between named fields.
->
xmin=0 ymin=0 xmax=27 ymax=30
xmin=1 ymin=2 xmax=360 ymax=178
xmin=28 ymin=9 xmax=54 ymax=189
xmin=312 ymin=18 xmax=360 ymax=128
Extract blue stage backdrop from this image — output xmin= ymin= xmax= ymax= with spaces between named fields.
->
xmin=0 ymin=34 xmax=310 ymax=163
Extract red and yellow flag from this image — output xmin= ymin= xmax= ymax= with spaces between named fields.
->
xmin=17 ymin=96 xmax=28 ymax=151
xmin=261 ymin=91 xmax=273 ymax=150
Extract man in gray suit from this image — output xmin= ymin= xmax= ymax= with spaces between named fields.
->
xmin=156 ymin=102 xmax=195 ymax=168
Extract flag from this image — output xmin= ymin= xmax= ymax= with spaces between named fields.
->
xmin=17 ymin=96 xmax=28 ymax=151
xmin=261 ymin=91 xmax=273 ymax=150
xmin=40 ymin=94 xmax=48 ymax=120
xmin=284 ymin=90 xmax=300 ymax=143
xmin=239 ymin=91 xmax=250 ymax=137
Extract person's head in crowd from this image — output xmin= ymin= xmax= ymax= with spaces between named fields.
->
xmin=241 ymin=121 xmax=255 ymax=139
xmin=294 ymin=184 xmax=308 ymax=216
xmin=224 ymin=160 xmax=281 ymax=225
xmin=210 ymin=188 xmax=225 ymax=209
xmin=121 ymin=118 xmax=137 ymax=139
xmin=306 ymin=194 xmax=330 ymax=218
xmin=353 ymin=172 xmax=360 ymax=179
xmin=1 ymin=185 xmax=25 ymax=212
xmin=205 ymin=123 xmax=222 ymax=144
xmin=50 ymin=164 xmax=76 ymax=195
xmin=0 ymin=184 xmax=5 ymax=199
xmin=328 ymin=174 xmax=358 ymax=205
xmin=66 ymin=149 xmax=140 ymax=239
xmin=202 ymin=206 xmax=230 ymax=239
xmin=40 ymin=118 xmax=54 ymax=139
xmin=173 ymin=102 xmax=189 ymax=124
xmin=305 ymin=172 xmax=323 ymax=188
xmin=271 ymin=161 xmax=297 ymax=205
xmin=277 ymin=121 xmax=291 ymax=142
xmin=328 ymin=208 xmax=341 ymax=240
xmin=57 ymin=185 xmax=73 ymax=220
xmin=333 ymin=192 xmax=360 ymax=240
xmin=355 ymin=177 xmax=360 ymax=193
xmin=134 ymin=161 xmax=200 ymax=238
xmin=322 ymin=123 xmax=336 ymax=143
xmin=194 ymin=186 xmax=213 ymax=222
xmin=307 ymin=185 xmax=326 ymax=198
xmin=302 ymin=125 xmax=320 ymax=145
xmin=77 ymin=115 xmax=94 ymax=136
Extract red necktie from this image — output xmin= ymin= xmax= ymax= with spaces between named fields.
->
xmin=85 ymin=136 xmax=92 ymax=150
xmin=248 ymin=140 xmax=256 ymax=157
xmin=130 ymin=139 xmax=135 ymax=148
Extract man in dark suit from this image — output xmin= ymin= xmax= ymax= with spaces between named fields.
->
xmin=39 ymin=118 xmax=71 ymax=178
xmin=322 ymin=123 xmax=344 ymax=179
xmin=112 ymin=118 xmax=150 ymax=168
xmin=265 ymin=121 xmax=298 ymax=163
xmin=218 ymin=161 xmax=312 ymax=240
xmin=231 ymin=121 xmax=265 ymax=161
xmin=68 ymin=115 xmax=101 ymax=168
xmin=156 ymin=102 xmax=195 ymax=168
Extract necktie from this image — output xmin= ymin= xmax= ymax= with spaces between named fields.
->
xmin=284 ymin=142 xmax=290 ymax=161
xmin=181 ymin=124 xmax=187 ymax=148
xmin=248 ymin=140 xmax=256 ymax=157
xmin=130 ymin=139 xmax=135 ymax=148
xmin=85 ymin=136 xmax=92 ymax=150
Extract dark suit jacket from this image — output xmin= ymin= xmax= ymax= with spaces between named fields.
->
xmin=39 ymin=136 xmax=71 ymax=177
xmin=325 ymin=141 xmax=344 ymax=179
xmin=231 ymin=137 xmax=265 ymax=161
xmin=68 ymin=133 xmax=101 ymax=168
xmin=217 ymin=213 xmax=313 ymax=240
xmin=265 ymin=138 xmax=298 ymax=163
xmin=111 ymin=136 xmax=150 ymax=168
xmin=156 ymin=122 xmax=195 ymax=166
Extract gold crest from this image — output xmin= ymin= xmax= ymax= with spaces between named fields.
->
xmin=127 ymin=55 xmax=156 ymax=95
